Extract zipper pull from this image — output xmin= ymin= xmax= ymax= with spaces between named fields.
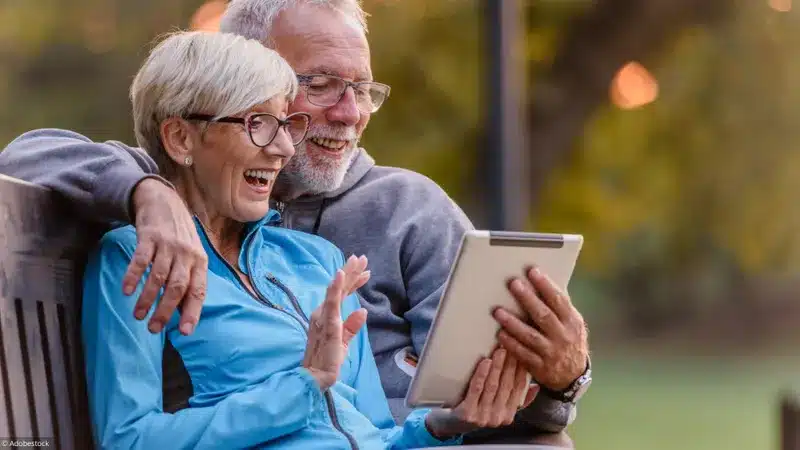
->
xmin=265 ymin=273 xmax=284 ymax=310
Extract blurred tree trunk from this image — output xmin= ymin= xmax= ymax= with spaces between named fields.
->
xmin=527 ymin=0 xmax=730 ymax=222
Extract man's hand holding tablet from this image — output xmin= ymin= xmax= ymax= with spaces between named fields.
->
xmin=494 ymin=265 xmax=591 ymax=399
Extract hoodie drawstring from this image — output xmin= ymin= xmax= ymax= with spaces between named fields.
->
xmin=311 ymin=198 xmax=329 ymax=235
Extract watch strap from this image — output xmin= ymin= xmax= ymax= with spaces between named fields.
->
xmin=540 ymin=357 xmax=591 ymax=403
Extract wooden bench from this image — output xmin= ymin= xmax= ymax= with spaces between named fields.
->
xmin=0 ymin=174 xmax=95 ymax=449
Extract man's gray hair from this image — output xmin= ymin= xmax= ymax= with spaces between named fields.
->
xmin=130 ymin=30 xmax=298 ymax=178
xmin=219 ymin=0 xmax=368 ymax=47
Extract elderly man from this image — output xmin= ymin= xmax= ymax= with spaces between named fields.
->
xmin=0 ymin=0 xmax=590 ymax=446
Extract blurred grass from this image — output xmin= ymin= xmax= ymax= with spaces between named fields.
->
xmin=568 ymin=349 xmax=800 ymax=450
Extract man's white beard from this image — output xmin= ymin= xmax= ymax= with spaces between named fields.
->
xmin=276 ymin=124 xmax=359 ymax=200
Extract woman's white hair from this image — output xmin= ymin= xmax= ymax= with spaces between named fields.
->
xmin=130 ymin=30 xmax=298 ymax=176
xmin=219 ymin=0 xmax=368 ymax=47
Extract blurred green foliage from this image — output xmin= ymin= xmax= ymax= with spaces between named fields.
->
xmin=537 ymin=1 xmax=800 ymax=334
xmin=1 ymin=0 xmax=800 ymax=336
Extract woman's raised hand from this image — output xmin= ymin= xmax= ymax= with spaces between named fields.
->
xmin=302 ymin=255 xmax=371 ymax=391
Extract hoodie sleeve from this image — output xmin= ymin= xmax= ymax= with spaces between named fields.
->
xmin=82 ymin=229 xmax=325 ymax=450
xmin=0 ymin=128 xmax=167 ymax=224
xmin=398 ymin=176 xmax=578 ymax=433
xmin=399 ymin=183 xmax=474 ymax=358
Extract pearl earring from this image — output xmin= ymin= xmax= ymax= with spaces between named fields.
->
xmin=184 ymin=156 xmax=193 ymax=166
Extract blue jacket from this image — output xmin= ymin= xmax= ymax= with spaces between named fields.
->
xmin=81 ymin=210 xmax=463 ymax=449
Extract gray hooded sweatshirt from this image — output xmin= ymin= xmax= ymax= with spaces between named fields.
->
xmin=0 ymin=128 xmax=575 ymax=432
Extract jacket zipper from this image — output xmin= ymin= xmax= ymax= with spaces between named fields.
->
xmin=266 ymin=273 xmax=360 ymax=450
xmin=265 ymin=274 xmax=309 ymax=323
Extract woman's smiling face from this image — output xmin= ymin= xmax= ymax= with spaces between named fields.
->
xmin=187 ymin=96 xmax=297 ymax=223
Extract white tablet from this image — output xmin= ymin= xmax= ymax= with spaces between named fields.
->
xmin=405 ymin=230 xmax=583 ymax=409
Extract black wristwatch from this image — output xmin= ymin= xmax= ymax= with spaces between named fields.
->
xmin=540 ymin=357 xmax=592 ymax=404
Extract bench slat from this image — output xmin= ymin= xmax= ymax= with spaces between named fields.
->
xmin=0 ymin=297 xmax=33 ymax=436
xmin=0 ymin=297 xmax=10 ymax=437
xmin=62 ymin=302 xmax=94 ymax=450
xmin=43 ymin=301 xmax=74 ymax=450
xmin=21 ymin=300 xmax=55 ymax=440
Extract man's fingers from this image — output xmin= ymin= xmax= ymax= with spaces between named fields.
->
xmin=497 ymin=329 xmax=544 ymax=374
xmin=125 ymin=238 xmax=156 ymax=302
xmin=527 ymin=266 xmax=573 ymax=321
xmin=493 ymin=307 xmax=551 ymax=355
xmin=150 ymin=257 xmax=191 ymax=333
xmin=134 ymin=248 xmax=172 ymax=326
xmin=178 ymin=263 xmax=207 ymax=335
xmin=341 ymin=308 xmax=368 ymax=345
xmin=507 ymin=278 xmax=563 ymax=336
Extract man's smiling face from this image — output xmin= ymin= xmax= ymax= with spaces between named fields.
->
xmin=271 ymin=2 xmax=373 ymax=198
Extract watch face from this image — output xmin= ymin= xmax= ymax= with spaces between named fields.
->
xmin=572 ymin=377 xmax=592 ymax=401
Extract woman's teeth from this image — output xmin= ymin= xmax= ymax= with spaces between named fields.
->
xmin=310 ymin=137 xmax=347 ymax=150
xmin=244 ymin=169 xmax=275 ymax=186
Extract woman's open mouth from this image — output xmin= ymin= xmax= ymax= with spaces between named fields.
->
xmin=244 ymin=169 xmax=276 ymax=191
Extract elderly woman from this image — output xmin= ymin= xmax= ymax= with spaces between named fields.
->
xmin=81 ymin=31 xmax=532 ymax=449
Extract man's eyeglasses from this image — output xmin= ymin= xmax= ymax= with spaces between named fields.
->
xmin=185 ymin=112 xmax=311 ymax=147
xmin=297 ymin=74 xmax=391 ymax=114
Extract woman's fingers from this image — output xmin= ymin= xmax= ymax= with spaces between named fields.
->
xmin=506 ymin=363 xmax=530 ymax=414
xmin=322 ymin=269 xmax=346 ymax=317
xmin=457 ymin=358 xmax=492 ymax=421
xmin=477 ymin=349 xmax=506 ymax=426
xmin=521 ymin=384 xmax=540 ymax=410
xmin=348 ymin=271 xmax=370 ymax=296
xmin=325 ymin=255 xmax=369 ymax=314
xmin=493 ymin=351 xmax=517 ymax=424
xmin=342 ymin=255 xmax=369 ymax=294
xmin=341 ymin=308 xmax=368 ymax=346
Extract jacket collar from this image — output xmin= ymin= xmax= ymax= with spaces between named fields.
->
xmin=191 ymin=209 xmax=282 ymax=276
